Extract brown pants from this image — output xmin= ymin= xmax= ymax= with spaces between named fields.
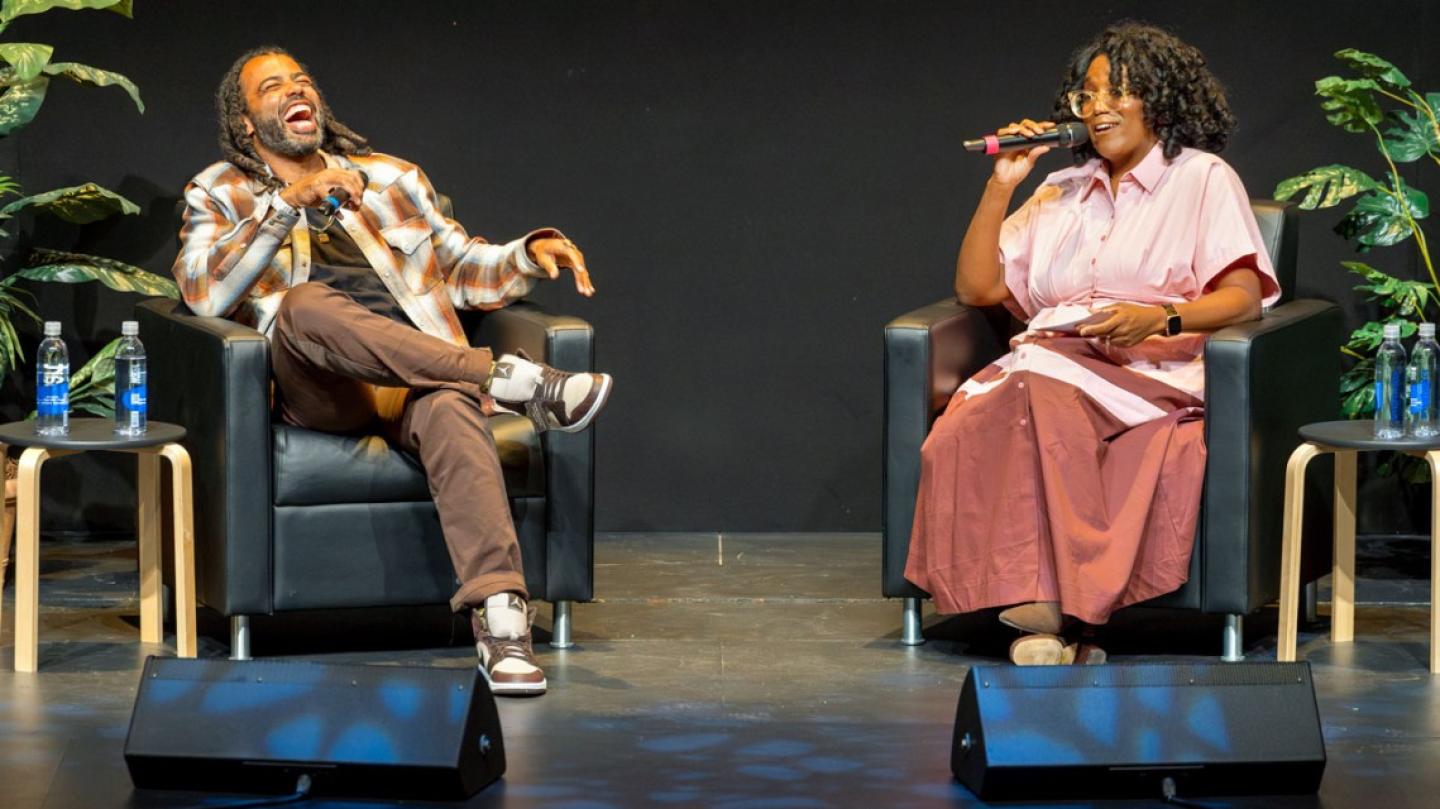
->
xmin=272 ymin=282 xmax=526 ymax=611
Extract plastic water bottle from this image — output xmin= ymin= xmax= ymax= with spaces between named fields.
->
xmin=1374 ymin=322 xmax=1407 ymax=439
xmin=35 ymin=320 xmax=69 ymax=436
xmin=114 ymin=320 xmax=147 ymax=436
xmin=1406 ymin=322 xmax=1439 ymax=438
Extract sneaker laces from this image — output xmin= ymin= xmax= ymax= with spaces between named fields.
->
xmin=513 ymin=350 xmax=571 ymax=431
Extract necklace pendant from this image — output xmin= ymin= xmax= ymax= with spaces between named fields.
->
xmin=315 ymin=232 xmax=330 ymax=244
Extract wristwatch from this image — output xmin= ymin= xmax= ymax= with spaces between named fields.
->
xmin=1162 ymin=303 xmax=1182 ymax=336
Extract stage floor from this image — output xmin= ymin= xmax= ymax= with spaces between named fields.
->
xmin=2 ymin=532 xmax=1438 ymax=808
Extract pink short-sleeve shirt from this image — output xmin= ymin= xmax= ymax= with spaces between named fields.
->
xmin=998 ymin=143 xmax=1281 ymax=329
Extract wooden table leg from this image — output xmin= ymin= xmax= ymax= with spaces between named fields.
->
xmin=1 ymin=441 xmax=12 ymax=644
xmin=136 ymin=452 xmax=162 ymax=645
xmin=161 ymin=444 xmax=196 ymax=658
xmin=14 ymin=447 xmax=49 ymax=673
xmin=1428 ymin=451 xmax=1440 ymax=675
xmin=1332 ymin=450 xmax=1358 ymax=645
xmin=1279 ymin=442 xmax=1325 ymax=663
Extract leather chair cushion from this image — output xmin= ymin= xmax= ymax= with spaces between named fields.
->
xmin=273 ymin=413 xmax=545 ymax=506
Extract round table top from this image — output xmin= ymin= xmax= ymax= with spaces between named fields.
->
xmin=0 ymin=418 xmax=185 ymax=451
xmin=1299 ymin=419 xmax=1440 ymax=452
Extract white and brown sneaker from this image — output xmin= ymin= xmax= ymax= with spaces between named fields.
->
xmin=486 ymin=350 xmax=612 ymax=433
xmin=473 ymin=593 xmax=547 ymax=696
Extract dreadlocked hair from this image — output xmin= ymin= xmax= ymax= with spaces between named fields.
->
xmin=214 ymin=45 xmax=373 ymax=191
xmin=1051 ymin=21 xmax=1236 ymax=164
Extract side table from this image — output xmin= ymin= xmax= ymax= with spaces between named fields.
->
xmin=0 ymin=419 xmax=195 ymax=673
xmin=1277 ymin=420 xmax=1440 ymax=673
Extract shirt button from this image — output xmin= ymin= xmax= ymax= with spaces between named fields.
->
xmin=1100 ymin=234 xmax=1107 ymax=241
xmin=1019 ymin=418 xmax=1028 ymax=426
xmin=1018 ymin=382 xmax=1026 ymax=389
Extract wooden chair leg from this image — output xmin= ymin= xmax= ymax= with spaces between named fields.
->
xmin=1428 ymin=451 xmax=1440 ymax=675
xmin=1 ymin=457 xmax=14 ymax=644
xmin=1278 ymin=442 xmax=1324 ymax=663
xmin=136 ymin=452 xmax=162 ymax=645
xmin=1332 ymin=450 xmax=1358 ymax=644
xmin=14 ymin=447 xmax=49 ymax=673
xmin=161 ymin=444 xmax=197 ymax=658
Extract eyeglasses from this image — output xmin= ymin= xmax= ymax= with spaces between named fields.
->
xmin=1067 ymin=86 xmax=1135 ymax=119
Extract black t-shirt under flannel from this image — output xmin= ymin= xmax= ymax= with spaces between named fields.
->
xmin=305 ymin=210 xmax=409 ymax=325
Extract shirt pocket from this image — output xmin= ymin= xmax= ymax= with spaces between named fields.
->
xmin=379 ymin=216 xmax=443 ymax=294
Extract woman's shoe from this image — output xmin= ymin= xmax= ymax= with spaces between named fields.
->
xmin=1009 ymin=633 xmax=1067 ymax=665
xmin=998 ymin=601 xmax=1064 ymax=635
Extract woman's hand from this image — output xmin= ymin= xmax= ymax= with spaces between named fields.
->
xmin=990 ymin=119 xmax=1055 ymax=188
xmin=1077 ymin=302 xmax=1167 ymax=347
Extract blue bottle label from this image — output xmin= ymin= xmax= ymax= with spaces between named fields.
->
xmin=1410 ymin=380 xmax=1430 ymax=414
xmin=36 ymin=362 xmax=68 ymax=417
xmin=1392 ymin=369 xmax=1406 ymax=421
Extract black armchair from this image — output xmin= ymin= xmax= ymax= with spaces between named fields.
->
xmin=882 ymin=200 xmax=1342 ymax=658
xmin=139 ymin=199 xmax=595 ymax=659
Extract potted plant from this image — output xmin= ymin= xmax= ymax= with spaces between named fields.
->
xmin=0 ymin=0 xmax=177 ymax=588
xmin=1275 ymin=49 xmax=1438 ymax=510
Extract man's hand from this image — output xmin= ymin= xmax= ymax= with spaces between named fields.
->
xmin=528 ymin=237 xmax=595 ymax=297
xmin=279 ymin=168 xmax=366 ymax=211
xmin=1078 ymin=302 xmax=1167 ymax=348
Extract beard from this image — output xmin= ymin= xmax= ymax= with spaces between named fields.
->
xmin=251 ymin=106 xmax=325 ymax=158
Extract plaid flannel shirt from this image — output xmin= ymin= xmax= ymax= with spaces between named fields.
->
xmin=173 ymin=150 xmax=557 ymax=345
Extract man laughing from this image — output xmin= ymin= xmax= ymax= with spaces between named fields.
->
xmin=173 ymin=47 xmax=613 ymax=695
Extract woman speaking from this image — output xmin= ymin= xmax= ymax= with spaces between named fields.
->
xmin=905 ymin=22 xmax=1280 ymax=665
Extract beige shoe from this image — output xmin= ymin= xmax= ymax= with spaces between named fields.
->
xmin=998 ymin=601 xmax=1064 ymax=635
xmin=472 ymin=595 xmax=547 ymax=696
xmin=1008 ymin=634 xmax=1108 ymax=666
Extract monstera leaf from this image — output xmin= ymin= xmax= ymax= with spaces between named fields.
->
xmin=1317 ymin=76 xmax=1386 ymax=133
xmin=1334 ymin=48 xmax=1412 ymax=91
xmin=1343 ymin=260 xmax=1437 ymax=317
xmin=1 ymin=182 xmax=139 ymax=223
xmin=1383 ymin=93 xmax=1440 ymax=163
xmin=0 ymin=0 xmax=131 ymax=25
xmin=17 ymin=249 xmax=179 ymax=297
xmin=1274 ymin=164 xmax=1381 ymax=209
xmin=41 ymin=61 xmax=142 ymax=113
xmin=0 ymin=43 xmax=51 ymax=81
xmin=1334 ymin=184 xmax=1430 ymax=250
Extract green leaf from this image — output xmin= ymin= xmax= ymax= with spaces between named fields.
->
xmin=1342 ymin=377 xmax=1375 ymax=419
xmin=0 ymin=0 xmax=132 ymax=24
xmin=1335 ymin=185 xmax=1429 ymax=249
xmin=1273 ymin=164 xmax=1380 ymax=209
xmin=1316 ymin=76 xmax=1385 ymax=133
xmin=1343 ymin=260 xmax=1437 ymax=316
xmin=0 ymin=74 xmax=47 ymax=136
xmin=0 ymin=43 xmax=51 ymax=82
xmin=1334 ymin=49 xmax=1411 ymax=91
xmin=0 ymin=182 xmax=139 ymax=223
xmin=68 ymin=334 xmax=117 ymax=391
xmin=1384 ymin=103 xmax=1440 ymax=163
xmin=1346 ymin=320 xmax=1417 ymax=354
xmin=18 ymin=249 xmax=180 ymax=298
xmin=42 ymin=61 xmax=142 ymax=114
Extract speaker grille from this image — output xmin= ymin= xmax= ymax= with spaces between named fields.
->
xmin=972 ymin=662 xmax=1312 ymax=690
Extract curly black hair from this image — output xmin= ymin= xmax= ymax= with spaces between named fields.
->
xmin=1051 ymin=22 xmax=1235 ymax=163
xmin=214 ymin=46 xmax=372 ymax=190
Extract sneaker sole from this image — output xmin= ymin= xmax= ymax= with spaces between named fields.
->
xmin=556 ymin=372 xmax=613 ymax=434
xmin=479 ymin=663 xmax=547 ymax=696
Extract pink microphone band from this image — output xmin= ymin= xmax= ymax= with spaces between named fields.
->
xmin=984 ymin=135 xmax=1000 ymax=155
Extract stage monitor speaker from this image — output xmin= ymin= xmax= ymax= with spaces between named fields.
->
xmin=125 ymin=656 xmax=504 ymax=801
xmin=952 ymin=661 xmax=1325 ymax=801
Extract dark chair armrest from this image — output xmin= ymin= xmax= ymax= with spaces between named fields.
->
xmin=136 ymin=297 xmax=274 ymax=615
xmin=882 ymin=298 xmax=1009 ymax=598
xmin=1201 ymin=298 xmax=1343 ymax=614
xmin=464 ymin=302 xmax=595 ymax=602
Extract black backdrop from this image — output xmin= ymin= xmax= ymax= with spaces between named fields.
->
xmin=3 ymin=0 xmax=1433 ymax=533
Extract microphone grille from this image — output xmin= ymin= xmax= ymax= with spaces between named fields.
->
xmin=1057 ymin=121 xmax=1090 ymax=147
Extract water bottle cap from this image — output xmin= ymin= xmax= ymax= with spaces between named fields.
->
xmin=1422 ymin=323 xmax=1436 ymax=338
xmin=1383 ymin=322 xmax=1402 ymax=340
xmin=43 ymin=321 xmax=60 ymax=336
xmin=121 ymin=320 xmax=138 ymax=336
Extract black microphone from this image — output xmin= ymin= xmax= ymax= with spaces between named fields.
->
xmin=318 ymin=171 xmax=369 ymax=216
xmin=963 ymin=122 xmax=1088 ymax=155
